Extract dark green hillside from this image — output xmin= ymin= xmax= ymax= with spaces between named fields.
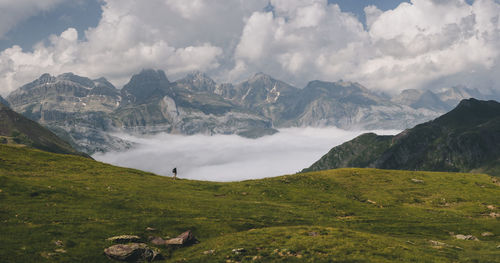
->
xmin=305 ymin=99 xmax=500 ymax=176
xmin=1 ymin=144 xmax=499 ymax=262
xmin=0 ymin=103 xmax=87 ymax=157
xmin=0 ymin=95 xmax=10 ymax=107
xmin=302 ymin=133 xmax=393 ymax=173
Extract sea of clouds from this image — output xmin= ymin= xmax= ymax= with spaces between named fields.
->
xmin=93 ymin=127 xmax=399 ymax=182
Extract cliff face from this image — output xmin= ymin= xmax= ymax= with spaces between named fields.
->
xmin=6 ymin=73 xmax=128 ymax=154
xmin=304 ymin=99 xmax=500 ymax=176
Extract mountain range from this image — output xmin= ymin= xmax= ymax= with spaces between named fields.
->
xmin=4 ymin=69 xmax=496 ymax=154
xmin=304 ymin=98 xmax=500 ymax=176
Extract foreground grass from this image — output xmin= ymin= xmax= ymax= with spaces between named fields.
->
xmin=0 ymin=145 xmax=499 ymax=262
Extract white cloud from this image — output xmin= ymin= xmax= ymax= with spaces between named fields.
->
xmin=1 ymin=0 xmax=500 ymax=96
xmin=93 ymin=128 xmax=400 ymax=182
xmin=231 ymin=0 xmax=368 ymax=86
xmin=0 ymin=0 xmax=66 ymax=39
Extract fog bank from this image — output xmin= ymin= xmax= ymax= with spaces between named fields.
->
xmin=93 ymin=128 xmax=399 ymax=182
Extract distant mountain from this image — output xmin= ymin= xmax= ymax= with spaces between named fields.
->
xmin=218 ymin=75 xmax=439 ymax=130
xmin=113 ymin=70 xmax=277 ymax=138
xmin=10 ymin=69 xmax=484 ymax=154
xmin=392 ymin=89 xmax=450 ymax=112
xmin=279 ymin=80 xmax=438 ymax=129
xmin=0 ymin=102 xmax=87 ymax=157
xmin=6 ymin=72 xmax=130 ymax=154
xmin=304 ymin=98 xmax=500 ymax=176
xmin=436 ymin=86 xmax=485 ymax=108
xmin=393 ymin=86 xmax=497 ymax=113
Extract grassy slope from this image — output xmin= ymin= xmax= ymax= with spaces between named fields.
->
xmin=0 ymin=145 xmax=499 ymax=262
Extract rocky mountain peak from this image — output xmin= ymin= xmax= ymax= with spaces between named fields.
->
xmin=93 ymin=77 xmax=116 ymax=90
xmin=18 ymin=73 xmax=56 ymax=92
xmin=38 ymin=73 xmax=55 ymax=83
xmin=435 ymin=98 xmax=500 ymax=127
xmin=130 ymin=69 xmax=170 ymax=84
xmin=121 ymin=69 xmax=171 ymax=103
xmin=177 ymin=71 xmax=216 ymax=92
xmin=57 ymin=72 xmax=95 ymax=88
xmin=90 ymin=77 xmax=120 ymax=97
xmin=250 ymin=72 xmax=272 ymax=81
xmin=304 ymin=80 xmax=365 ymax=94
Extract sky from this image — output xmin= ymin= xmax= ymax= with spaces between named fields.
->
xmin=1 ymin=0 xmax=499 ymax=96
xmin=93 ymin=127 xmax=399 ymax=182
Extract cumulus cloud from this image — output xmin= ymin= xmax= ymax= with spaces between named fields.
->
xmin=0 ymin=0 xmax=66 ymax=39
xmin=0 ymin=0 xmax=265 ymax=94
xmin=93 ymin=128 xmax=399 ymax=182
xmin=1 ymin=0 xmax=500 ymax=96
xmin=231 ymin=0 xmax=500 ymax=92
xmin=231 ymin=0 xmax=368 ymax=85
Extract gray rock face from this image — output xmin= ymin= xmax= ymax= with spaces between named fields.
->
xmin=165 ymin=230 xmax=196 ymax=246
xmin=273 ymin=80 xmax=440 ymax=130
xmin=121 ymin=69 xmax=171 ymax=105
xmin=113 ymin=70 xmax=277 ymax=138
xmin=6 ymin=72 xmax=124 ymax=154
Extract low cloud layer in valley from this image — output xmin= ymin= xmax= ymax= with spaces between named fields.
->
xmin=93 ymin=127 xmax=399 ymax=182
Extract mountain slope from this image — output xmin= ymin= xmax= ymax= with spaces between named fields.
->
xmin=304 ymin=98 xmax=500 ymax=176
xmin=6 ymin=72 xmax=129 ymax=154
xmin=0 ymin=95 xmax=10 ymax=107
xmin=113 ymin=70 xmax=277 ymax=137
xmin=0 ymin=144 xmax=498 ymax=262
xmin=0 ymin=102 xmax=87 ymax=156
xmin=393 ymin=89 xmax=450 ymax=112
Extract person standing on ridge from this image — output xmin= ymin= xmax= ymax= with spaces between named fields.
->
xmin=172 ymin=167 xmax=177 ymax=179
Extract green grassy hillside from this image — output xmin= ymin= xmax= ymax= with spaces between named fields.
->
xmin=0 ymin=103 xmax=87 ymax=157
xmin=305 ymin=99 xmax=500 ymax=176
xmin=0 ymin=144 xmax=499 ymax=262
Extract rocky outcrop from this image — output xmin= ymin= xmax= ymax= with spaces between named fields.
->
xmin=165 ymin=230 xmax=197 ymax=246
xmin=104 ymin=243 xmax=162 ymax=262
xmin=454 ymin=234 xmax=478 ymax=241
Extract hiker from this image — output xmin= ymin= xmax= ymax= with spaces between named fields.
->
xmin=172 ymin=167 xmax=177 ymax=179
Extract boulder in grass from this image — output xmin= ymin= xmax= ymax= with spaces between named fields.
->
xmin=149 ymin=236 xmax=166 ymax=246
xmin=104 ymin=243 xmax=162 ymax=262
xmin=107 ymin=235 xmax=141 ymax=244
xmin=455 ymin=234 xmax=478 ymax=241
xmin=165 ymin=230 xmax=197 ymax=246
